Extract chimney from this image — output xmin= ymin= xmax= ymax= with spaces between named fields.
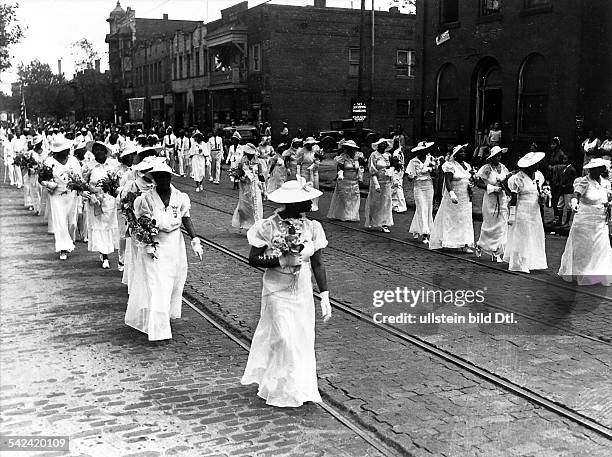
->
xmin=57 ymin=59 xmax=62 ymax=76
xmin=314 ymin=0 xmax=326 ymax=7
xmin=389 ymin=6 xmax=399 ymax=13
xmin=95 ymin=59 xmax=101 ymax=72
xmin=163 ymin=13 xmax=168 ymax=20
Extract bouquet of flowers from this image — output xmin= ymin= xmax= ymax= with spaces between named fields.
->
xmin=37 ymin=164 xmax=54 ymax=183
xmin=227 ymin=166 xmax=244 ymax=182
xmin=120 ymin=191 xmax=138 ymax=231
xmin=13 ymin=153 xmax=38 ymax=171
xmin=540 ymin=184 xmax=552 ymax=207
xmin=98 ymin=171 xmax=121 ymax=197
xmin=132 ymin=215 xmax=160 ymax=259
xmin=65 ymin=172 xmax=90 ymax=194
xmin=270 ymin=218 xmax=305 ymax=257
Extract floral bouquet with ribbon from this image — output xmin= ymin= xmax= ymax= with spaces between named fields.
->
xmin=65 ymin=172 xmax=90 ymax=194
xmin=270 ymin=217 xmax=305 ymax=290
xmin=37 ymin=164 xmax=54 ymax=183
xmin=98 ymin=171 xmax=121 ymax=198
xmin=120 ymin=191 xmax=138 ymax=234
xmin=227 ymin=165 xmax=244 ymax=182
xmin=13 ymin=153 xmax=38 ymax=172
xmin=132 ymin=215 xmax=160 ymax=259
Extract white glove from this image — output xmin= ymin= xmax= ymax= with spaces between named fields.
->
xmin=319 ymin=291 xmax=332 ymax=323
xmin=375 ymin=183 xmax=381 ymax=192
xmin=449 ymin=190 xmax=459 ymax=204
xmin=486 ymin=184 xmax=501 ymax=194
xmin=337 ymin=170 xmax=344 ymax=180
xmin=300 ymin=240 xmax=316 ymax=260
xmin=508 ymin=206 xmax=516 ymax=226
xmin=570 ymin=198 xmax=579 ymax=212
xmin=191 ymin=237 xmax=203 ymax=260
xmin=279 ymin=253 xmax=301 ymax=267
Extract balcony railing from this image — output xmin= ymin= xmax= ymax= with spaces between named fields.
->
xmin=209 ymin=68 xmax=247 ymax=86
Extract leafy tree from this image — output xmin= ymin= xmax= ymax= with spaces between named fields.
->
xmin=71 ymin=38 xmax=99 ymax=72
xmin=0 ymin=2 xmax=24 ymax=75
xmin=16 ymin=59 xmax=69 ymax=118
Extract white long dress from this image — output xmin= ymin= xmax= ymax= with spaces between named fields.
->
xmin=406 ymin=155 xmax=435 ymax=236
xmin=190 ymin=141 xmax=208 ymax=182
xmin=327 ymin=152 xmax=363 ymax=221
xmin=242 ymin=213 xmax=328 ymax=407
xmin=503 ymin=171 xmax=548 ymax=272
xmin=47 ymin=156 xmax=81 ymax=253
xmin=429 ymin=160 xmax=474 ymax=249
xmin=476 ymin=163 xmax=510 ymax=256
xmin=232 ymin=158 xmax=263 ymax=230
xmin=124 ymin=185 xmax=190 ymax=341
xmin=297 ymin=147 xmax=321 ymax=211
xmin=364 ymin=151 xmax=394 ymax=228
xmin=85 ymin=159 xmax=120 ymax=255
xmin=558 ymin=176 xmax=612 ymax=285
xmin=391 ymin=150 xmax=407 ymax=213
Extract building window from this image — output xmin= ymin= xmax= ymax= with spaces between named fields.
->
xmin=172 ymin=60 xmax=176 ymax=80
xmin=517 ymin=53 xmax=548 ymax=134
xmin=440 ymin=0 xmax=459 ymax=24
xmin=436 ymin=63 xmax=459 ymax=132
xmin=186 ymin=53 xmax=191 ymax=78
xmin=178 ymin=55 xmax=183 ymax=79
xmin=480 ymin=0 xmax=500 ymax=16
xmin=396 ymin=50 xmax=415 ymax=78
xmin=348 ymin=47 xmax=359 ymax=77
xmin=250 ymin=44 xmax=261 ymax=72
xmin=524 ymin=0 xmax=550 ymax=7
xmin=195 ymin=50 xmax=200 ymax=76
xmin=396 ymin=99 xmax=413 ymax=117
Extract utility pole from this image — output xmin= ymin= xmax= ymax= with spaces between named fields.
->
xmin=357 ymin=0 xmax=366 ymax=98
xmin=370 ymin=0 xmax=375 ymax=110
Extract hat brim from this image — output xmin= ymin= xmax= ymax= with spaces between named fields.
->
xmin=411 ymin=141 xmax=435 ymax=153
xmin=150 ymin=169 xmax=179 ymax=177
xmin=517 ymin=152 xmax=546 ymax=168
xmin=267 ymin=188 xmax=323 ymax=204
xmin=86 ymin=141 xmax=111 ymax=154
xmin=583 ymin=159 xmax=611 ymax=169
xmin=487 ymin=147 xmax=507 ymax=160
xmin=341 ymin=142 xmax=360 ymax=150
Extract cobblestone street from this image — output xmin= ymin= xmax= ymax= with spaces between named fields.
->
xmin=2 ymin=178 xmax=611 ymax=456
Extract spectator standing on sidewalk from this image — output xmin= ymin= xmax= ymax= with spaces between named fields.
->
xmin=488 ymin=122 xmax=502 ymax=147
xmin=556 ymin=155 xmax=578 ymax=227
xmin=208 ymin=129 xmax=224 ymax=184
xmin=406 ymin=141 xmax=436 ymax=244
xmin=364 ymin=138 xmax=394 ymax=233
xmin=242 ymin=178 xmax=331 ymax=407
xmin=327 ymin=140 xmax=364 ymax=222
xmin=124 ymin=160 xmax=203 ymax=341
xmin=41 ymin=137 xmax=81 ymax=261
xmin=558 ymin=158 xmax=611 ymax=286
xmin=280 ymin=121 xmax=289 ymax=145
xmin=503 ymin=151 xmax=548 ymax=273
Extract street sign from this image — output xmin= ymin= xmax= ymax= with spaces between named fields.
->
xmin=128 ymin=97 xmax=145 ymax=121
xmin=352 ymin=101 xmax=367 ymax=123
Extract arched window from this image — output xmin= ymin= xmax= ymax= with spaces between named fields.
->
xmin=517 ymin=54 xmax=548 ymax=134
xmin=436 ymin=64 xmax=459 ymax=132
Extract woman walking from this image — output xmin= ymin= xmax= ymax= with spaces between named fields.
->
xmin=429 ymin=144 xmax=475 ymax=252
xmin=242 ymin=178 xmax=331 ymax=407
xmin=327 ymin=140 xmax=364 ymax=222
xmin=475 ymin=146 xmax=510 ymax=262
xmin=190 ymin=132 xmax=208 ymax=192
xmin=267 ymin=143 xmax=288 ymax=194
xmin=124 ymin=160 xmax=203 ymax=341
xmin=364 ymin=138 xmax=394 ymax=232
xmin=282 ymin=138 xmax=302 ymax=178
xmin=40 ymin=137 xmax=81 ymax=261
xmin=232 ymin=144 xmax=265 ymax=231
xmin=406 ymin=141 xmax=436 ymax=244
xmin=558 ymin=158 xmax=611 ymax=285
xmin=297 ymin=137 xmax=323 ymax=211
xmin=503 ymin=151 xmax=548 ymax=273
xmin=390 ymin=141 xmax=407 ymax=213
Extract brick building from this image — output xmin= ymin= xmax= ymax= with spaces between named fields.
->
xmin=419 ymin=0 xmax=612 ymax=165
xmin=107 ymin=1 xmax=419 ymax=142
xmin=105 ymin=1 xmax=200 ymax=124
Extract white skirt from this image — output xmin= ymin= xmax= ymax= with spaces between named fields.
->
xmin=430 ymin=184 xmax=474 ymax=249
xmin=49 ymin=190 xmax=78 ymax=252
xmin=87 ymin=194 xmax=119 ymax=254
xmin=409 ymin=179 xmax=434 ymax=235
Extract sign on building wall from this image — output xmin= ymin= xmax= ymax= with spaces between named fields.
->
xmin=128 ymin=97 xmax=145 ymax=121
xmin=436 ymin=30 xmax=450 ymax=45
xmin=352 ymin=101 xmax=367 ymax=123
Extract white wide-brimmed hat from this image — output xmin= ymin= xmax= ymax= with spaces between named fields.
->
xmin=487 ymin=145 xmax=508 ymax=160
xmin=232 ymin=131 xmax=242 ymax=140
xmin=120 ymin=143 xmax=139 ymax=158
xmin=304 ymin=136 xmax=319 ymax=145
xmin=49 ymin=136 xmax=73 ymax=153
xmin=243 ymin=143 xmax=258 ymax=156
xmin=411 ymin=141 xmax=434 ymax=153
xmin=149 ymin=159 xmax=179 ymax=176
xmin=583 ymin=158 xmax=611 ymax=169
xmin=86 ymin=140 xmax=111 ymax=154
xmin=32 ymin=135 xmax=44 ymax=146
xmin=371 ymin=138 xmax=393 ymax=152
xmin=517 ymin=151 xmax=546 ymax=168
xmin=450 ymin=144 xmax=469 ymax=159
xmin=291 ymin=137 xmax=303 ymax=145
xmin=341 ymin=140 xmax=360 ymax=150
xmin=267 ymin=178 xmax=323 ymax=204
xmin=132 ymin=156 xmax=163 ymax=172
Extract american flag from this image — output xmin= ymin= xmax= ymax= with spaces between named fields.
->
xmin=18 ymin=85 xmax=26 ymax=130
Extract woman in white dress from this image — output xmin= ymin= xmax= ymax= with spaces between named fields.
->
xmin=282 ymin=138 xmax=302 ymax=179
xmin=327 ymin=140 xmax=364 ymax=222
xmin=475 ymin=146 xmax=510 ymax=262
xmin=503 ymin=151 xmax=548 ymax=273
xmin=297 ymin=137 xmax=323 ymax=211
xmin=242 ymin=178 xmax=332 ymax=407
xmin=364 ymin=138 xmax=394 ymax=232
xmin=390 ymin=140 xmax=407 ymax=213
xmin=558 ymin=158 xmax=612 ymax=285
xmin=581 ymin=130 xmax=601 ymax=166
xmin=82 ymin=141 xmax=120 ymax=270
xmin=124 ymin=160 xmax=203 ymax=341
xmin=190 ymin=132 xmax=208 ymax=192
xmin=406 ymin=141 xmax=436 ymax=244
xmin=429 ymin=144 xmax=475 ymax=252
xmin=232 ymin=144 xmax=265 ymax=231
xmin=30 ymin=135 xmax=47 ymax=215
xmin=115 ymin=144 xmax=138 ymax=272
xmin=39 ymin=137 xmax=81 ymax=261
xmin=267 ymin=144 xmax=288 ymax=194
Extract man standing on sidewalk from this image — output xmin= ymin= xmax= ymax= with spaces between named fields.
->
xmin=208 ymin=128 xmax=224 ymax=184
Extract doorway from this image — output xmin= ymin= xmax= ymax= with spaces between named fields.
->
xmin=473 ymin=59 xmax=503 ymax=143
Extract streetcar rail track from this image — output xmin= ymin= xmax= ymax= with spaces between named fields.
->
xmin=184 ymin=228 xmax=612 ymax=442
xmin=185 ymin=194 xmax=612 ymax=346
xmin=191 ymin=183 xmax=611 ymax=304
xmin=181 ymin=294 xmax=400 ymax=457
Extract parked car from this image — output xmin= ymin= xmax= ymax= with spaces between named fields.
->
xmin=222 ymin=124 xmax=260 ymax=145
xmin=319 ymin=119 xmax=379 ymax=152
xmin=124 ymin=122 xmax=144 ymax=133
